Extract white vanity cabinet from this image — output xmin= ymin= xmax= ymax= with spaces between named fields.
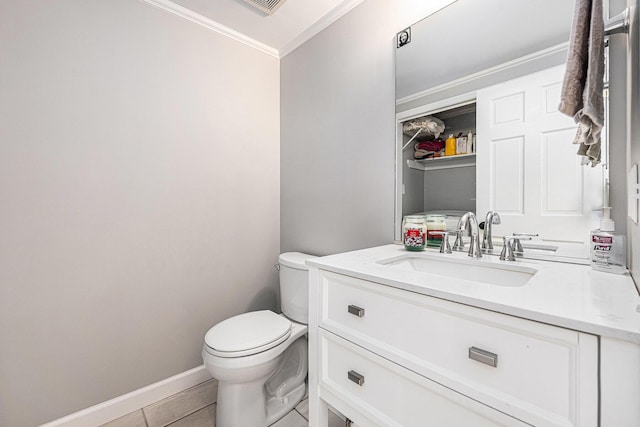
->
xmin=308 ymin=268 xmax=599 ymax=427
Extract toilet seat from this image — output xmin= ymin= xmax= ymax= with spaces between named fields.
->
xmin=204 ymin=310 xmax=292 ymax=358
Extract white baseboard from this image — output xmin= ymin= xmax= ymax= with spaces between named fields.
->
xmin=39 ymin=365 xmax=212 ymax=427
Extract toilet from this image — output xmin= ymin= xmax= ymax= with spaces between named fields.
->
xmin=202 ymin=252 xmax=315 ymax=427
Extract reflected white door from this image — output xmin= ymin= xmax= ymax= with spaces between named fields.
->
xmin=476 ymin=65 xmax=603 ymax=242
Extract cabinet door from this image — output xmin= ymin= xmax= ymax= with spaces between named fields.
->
xmin=476 ymin=65 xmax=602 ymax=242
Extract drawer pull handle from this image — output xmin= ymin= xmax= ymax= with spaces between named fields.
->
xmin=347 ymin=370 xmax=365 ymax=386
xmin=348 ymin=305 xmax=365 ymax=317
xmin=469 ymin=346 xmax=498 ymax=368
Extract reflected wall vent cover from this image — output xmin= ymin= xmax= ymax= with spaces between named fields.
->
xmin=242 ymin=0 xmax=288 ymax=15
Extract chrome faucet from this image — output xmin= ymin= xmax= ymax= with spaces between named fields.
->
xmin=456 ymin=212 xmax=482 ymax=258
xmin=482 ymin=211 xmax=502 ymax=251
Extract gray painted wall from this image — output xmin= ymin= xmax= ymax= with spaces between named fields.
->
xmin=424 ymin=167 xmax=477 ymax=212
xmin=609 ymin=18 xmax=631 ymax=265
xmin=280 ymin=0 xmax=398 ymax=255
xmin=280 ymin=0 xmax=453 ymax=255
xmin=0 ymin=1 xmax=280 ymax=426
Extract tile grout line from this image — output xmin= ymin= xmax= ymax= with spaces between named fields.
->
xmin=141 ymin=379 xmax=218 ymax=427
xmin=164 ymin=403 xmax=215 ymax=427
xmin=141 ymin=408 xmax=150 ymax=427
xmin=295 ymin=407 xmax=308 ymax=422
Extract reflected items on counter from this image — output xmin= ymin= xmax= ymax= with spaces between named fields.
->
xmin=402 ymin=215 xmax=427 ymax=251
xmin=421 ymin=210 xmax=466 ymax=233
xmin=403 ymin=211 xmax=466 ymax=251
xmin=426 ymin=214 xmax=447 ymax=247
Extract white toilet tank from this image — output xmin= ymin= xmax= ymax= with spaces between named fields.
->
xmin=278 ymin=252 xmax=316 ymax=324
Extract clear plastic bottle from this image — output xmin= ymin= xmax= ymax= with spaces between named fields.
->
xmin=456 ymin=135 xmax=467 ymax=155
xmin=466 ymin=131 xmax=474 ymax=153
xmin=590 ymin=207 xmax=626 ymax=274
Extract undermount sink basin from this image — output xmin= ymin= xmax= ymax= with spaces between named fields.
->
xmin=377 ymin=254 xmax=537 ymax=287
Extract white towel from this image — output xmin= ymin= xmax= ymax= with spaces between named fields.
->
xmin=558 ymin=0 xmax=605 ymax=167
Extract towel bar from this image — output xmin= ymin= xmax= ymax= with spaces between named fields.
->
xmin=604 ymin=7 xmax=629 ymax=36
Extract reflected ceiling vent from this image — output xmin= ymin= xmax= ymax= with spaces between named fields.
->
xmin=242 ymin=0 xmax=288 ymax=15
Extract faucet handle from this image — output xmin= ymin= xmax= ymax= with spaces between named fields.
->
xmin=500 ymin=236 xmax=516 ymax=261
xmin=430 ymin=231 xmax=452 ymax=254
xmin=500 ymin=235 xmax=532 ymax=261
xmin=510 ymin=233 xmax=536 ymax=255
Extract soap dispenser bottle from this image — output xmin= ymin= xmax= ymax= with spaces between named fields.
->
xmin=590 ymin=207 xmax=626 ymax=274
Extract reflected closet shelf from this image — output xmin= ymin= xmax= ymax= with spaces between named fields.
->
xmin=407 ymin=153 xmax=476 ymax=171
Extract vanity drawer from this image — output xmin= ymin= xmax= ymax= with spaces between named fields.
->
xmin=319 ymin=329 xmax=527 ymax=427
xmin=318 ymin=271 xmax=598 ymax=427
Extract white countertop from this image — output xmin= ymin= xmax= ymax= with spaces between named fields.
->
xmin=307 ymin=244 xmax=640 ymax=344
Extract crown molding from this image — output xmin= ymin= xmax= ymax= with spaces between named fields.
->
xmin=140 ymin=0 xmax=280 ymax=58
xmin=396 ymin=41 xmax=570 ymax=107
xmin=279 ymin=0 xmax=365 ymax=57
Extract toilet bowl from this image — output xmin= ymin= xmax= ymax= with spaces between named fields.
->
xmin=202 ymin=252 xmax=315 ymax=427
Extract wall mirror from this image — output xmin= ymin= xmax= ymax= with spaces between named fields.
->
xmin=394 ymin=0 xmax=623 ymax=262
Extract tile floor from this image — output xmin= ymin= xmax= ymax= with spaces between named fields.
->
xmin=100 ymin=379 xmax=345 ymax=427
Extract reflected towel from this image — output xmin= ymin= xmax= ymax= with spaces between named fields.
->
xmin=415 ymin=141 xmax=445 ymax=152
xmin=558 ymin=0 xmax=605 ymax=167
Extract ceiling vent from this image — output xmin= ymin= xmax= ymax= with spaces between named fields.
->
xmin=242 ymin=0 xmax=288 ymax=15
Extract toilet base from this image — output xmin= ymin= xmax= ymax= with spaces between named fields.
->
xmin=265 ymin=382 xmax=306 ymax=426
xmin=216 ymin=380 xmax=268 ymax=427
xmin=216 ymin=379 xmax=306 ymax=427
xmin=210 ymin=332 xmax=308 ymax=427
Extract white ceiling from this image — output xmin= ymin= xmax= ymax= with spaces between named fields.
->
xmin=142 ymin=0 xmax=366 ymax=58
xmin=142 ymin=0 xmax=460 ymax=58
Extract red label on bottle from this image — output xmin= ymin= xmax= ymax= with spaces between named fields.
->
xmin=592 ymin=235 xmax=613 ymax=244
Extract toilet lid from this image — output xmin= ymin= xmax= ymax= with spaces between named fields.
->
xmin=204 ymin=310 xmax=292 ymax=358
